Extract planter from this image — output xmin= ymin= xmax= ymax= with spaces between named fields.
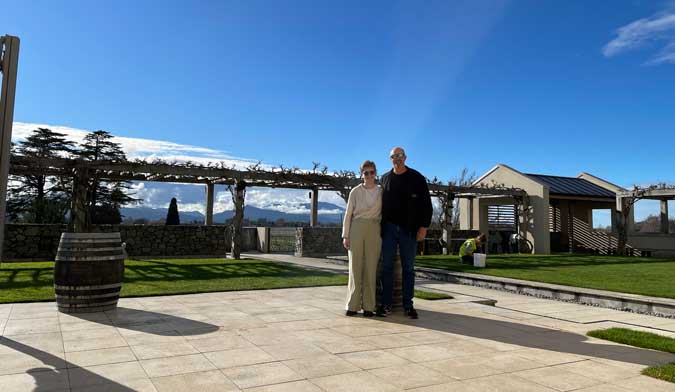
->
xmin=54 ymin=232 xmax=125 ymax=313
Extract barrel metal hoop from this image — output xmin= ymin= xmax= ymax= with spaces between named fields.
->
xmin=54 ymin=283 xmax=122 ymax=290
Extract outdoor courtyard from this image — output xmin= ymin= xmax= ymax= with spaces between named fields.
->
xmin=2 ymin=276 xmax=675 ymax=392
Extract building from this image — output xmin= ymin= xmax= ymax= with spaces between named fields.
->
xmin=459 ymin=164 xmax=627 ymax=255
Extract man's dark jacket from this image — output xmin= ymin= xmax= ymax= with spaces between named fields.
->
xmin=380 ymin=167 xmax=433 ymax=232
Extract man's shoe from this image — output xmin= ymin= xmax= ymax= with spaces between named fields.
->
xmin=375 ymin=305 xmax=387 ymax=317
xmin=345 ymin=310 xmax=357 ymax=317
xmin=363 ymin=311 xmax=374 ymax=317
xmin=405 ymin=307 xmax=419 ymax=319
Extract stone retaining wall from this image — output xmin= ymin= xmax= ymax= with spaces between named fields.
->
xmin=295 ymin=227 xmax=346 ymax=258
xmin=3 ymin=224 xmax=258 ymax=261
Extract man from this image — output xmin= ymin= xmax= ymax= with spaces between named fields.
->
xmin=459 ymin=233 xmax=486 ymax=264
xmin=378 ymin=147 xmax=432 ymax=319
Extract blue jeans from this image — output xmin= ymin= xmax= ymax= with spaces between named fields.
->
xmin=380 ymin=222 xmax=418 ymax=310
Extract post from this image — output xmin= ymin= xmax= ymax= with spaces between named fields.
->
xmin=310 ymin=188 xmax=318 ymax=227
xmin=0 ymin=35 xmax=20 ymax=262
xmin=205 ymin=182 xmax=214 ymax=225
xmin=70 ymin=167 xmax=90 ymax=233
xmin=231 ymin=180 xmax=246 ymax=259
xmin=615 ymin=197 xmax=629 ymax=256
xmin=661 ymin=199 xmax=669 ymax=234
xmin=442 ymin=192 xmax=454 ymax=255
xmin=568 ymin=201 xmax=575 ymax=254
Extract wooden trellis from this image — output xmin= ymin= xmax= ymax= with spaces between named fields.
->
xmin=9 ymin=154 xmax=527 ymax=258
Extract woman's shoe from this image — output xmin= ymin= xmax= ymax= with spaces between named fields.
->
xmin=345 ymin=310 xmax=358 ymax=317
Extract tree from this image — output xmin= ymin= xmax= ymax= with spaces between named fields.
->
xmin=77 ymin=130 xmax=139 ymax=224
xmin=7 ymin=128 xmax=75 ymax=223
xmin=166 ymin=198 xmax=180 ymax=225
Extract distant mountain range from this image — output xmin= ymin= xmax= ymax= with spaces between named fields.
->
xmin=121 ymin=202 xmax=345 ymax=224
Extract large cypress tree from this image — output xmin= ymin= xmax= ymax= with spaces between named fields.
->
xmin=7 ymin=128 xmax=75 ymax=223
xmin=165 ymin=197 xmax=180 ymax=225
xmin=78 ymin=130 xmax=139 ymax=224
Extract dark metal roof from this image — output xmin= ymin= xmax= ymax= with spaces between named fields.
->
xmin=524 ymin=174 xmax=616 ymax=198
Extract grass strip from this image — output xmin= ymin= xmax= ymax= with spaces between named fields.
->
xmin=414 ymin=290 xmax=453 ymax=300
xmin=643 ymin=364 xmax=675 ymax=383
xmin=587 ymin=328 xmax=675 ymax=353
xmin=588 ymin=327 xmax=675 ymax=384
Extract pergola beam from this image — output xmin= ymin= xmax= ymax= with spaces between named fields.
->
xmin=617 ymin=188 xmax=675 ymax=199
xmin=9 ymin=155 xmax=526 ymax=198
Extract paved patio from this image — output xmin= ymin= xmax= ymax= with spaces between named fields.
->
xmin=1 ymin=282 xmax=675 ymax=391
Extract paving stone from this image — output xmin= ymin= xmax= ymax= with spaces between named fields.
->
xmin=222 ymin=362 xmax=303 ymax=389
xmin=188 ymin=333 xmax=254 ymax=353
xmin=0 ymin=369 xmax=69 ymax=392
xmin=131 ymin=341 xmax=199 ymax=360
xmin=243 ymin=380 xmax=323 ymax=392
xmin=283 ymin=354 xmax=359 ymax=378
xmin=65 ymin=347 xmax=136 ymax=368
xmin=68 ymin=361 xmax=149 ymax=389
xmin=368 ymin=363 xmax=451 ymax=389
xmin=515 ymin=366 xmax=602 ymax=391
xmin=151 ymin=370 xmax=239 ymax=392
xmin=204 ymin=347 xmax=276 ymax=369
xmin=140 ymin=353 xmax=215 ymax=378
xmin=338 ymin=349 xmax=410 ymax=370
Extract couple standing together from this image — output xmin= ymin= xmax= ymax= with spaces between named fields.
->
xmin=342 ymin=147 xmax=432 ymax=319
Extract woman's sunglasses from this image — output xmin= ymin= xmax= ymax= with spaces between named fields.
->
xmin=362 ymin=170 xmax=376 ymax=176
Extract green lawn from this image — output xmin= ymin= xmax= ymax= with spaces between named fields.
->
xmin=0 ymin=258 xmax=348 ymax=303
xmin=587 ymin=328 xmax=675 ymax=383
xmin=416 ymin=254 xmax=675 ymax=299
xmin=413 ymin=290 xmax=454 ymax=300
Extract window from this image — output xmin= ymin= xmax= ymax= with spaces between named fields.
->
xmin=591 ymin=209 xmax=612 ymax=232
xmin=633 ymin=199 xmax=661 ymax=233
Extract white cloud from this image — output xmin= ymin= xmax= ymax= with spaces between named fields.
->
xmin=603 ymin=11 xmax=675 ymax=65
xmin=12 ymin=122 xmax=258 ymax=167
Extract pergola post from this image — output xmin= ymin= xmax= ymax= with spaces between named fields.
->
xmin=310 ymin=187 xmax=318 ymax=227
xmin=230 ymin=180 xmax=246 ymax=259
xmin=442 ymin=192 xmax=454 ymax=255
xmin=661 ymin=199 xmax=669 ymax=234
xmin=205 ymin=182 xmax=214 ymax=226
xmin=0 ymin=35 xmax=20 ymax=262
xmin=70 ymin=167 xmax=90 ymax=233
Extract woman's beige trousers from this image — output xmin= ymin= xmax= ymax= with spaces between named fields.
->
xmin=346 ymin=219 xmax=381 ymax=312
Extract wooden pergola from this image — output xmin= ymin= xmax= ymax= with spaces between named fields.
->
xmin=9 ymin=154 xmax=527 ymax=231
xmin=615 ymin=185 xmax=675 ymax=254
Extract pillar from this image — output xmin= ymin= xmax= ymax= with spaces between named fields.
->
xmin=0 ymin=36 xmax=20 ymax=261
xmin=661 ymin=199 xmax=669 ymax=234
xmin=205 ymin=182 xmax=214 ymax=225
xmin=310 ymin=188 xmax=318 ymax=227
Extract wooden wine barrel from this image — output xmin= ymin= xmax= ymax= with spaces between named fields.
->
xmin=54 ymin=232 xmax=125 ymax=313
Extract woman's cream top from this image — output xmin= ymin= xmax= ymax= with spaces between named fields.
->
xmin=341 ymin=183 xmax=382 ymax=239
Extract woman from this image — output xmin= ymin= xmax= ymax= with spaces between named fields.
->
xmin=342 ymin=160 xmax=382 ymax=317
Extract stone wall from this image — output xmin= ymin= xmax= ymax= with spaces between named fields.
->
xmin=295 ymin=227 xmax=346 ymax=258
xmin=3 ymin=224 xmax=258 ymax=261
xmin=291 ymin=227 xmax=480 ymax=258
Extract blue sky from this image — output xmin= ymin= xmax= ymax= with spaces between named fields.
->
xmin=4 ymin=1 xmax=675 ymax=220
